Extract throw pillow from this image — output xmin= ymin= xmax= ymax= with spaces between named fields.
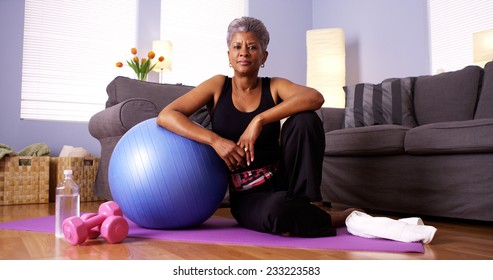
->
xmin=344 ymin=77 xmax=417 ymax=128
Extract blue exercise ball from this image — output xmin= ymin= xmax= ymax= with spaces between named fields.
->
xmin=109 ymin=117 xmax=228 ymax=229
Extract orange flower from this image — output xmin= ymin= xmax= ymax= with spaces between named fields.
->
xmin=117 ymin=47 xmax=165 ymax=81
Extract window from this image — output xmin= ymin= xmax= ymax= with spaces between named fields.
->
xmin=160 ymin=0 xmax=246 ymax=86
xmin=21 ymin=0 xmax=138 ymax=122
xmin=429 ymin=0 xmax=493 ymax=73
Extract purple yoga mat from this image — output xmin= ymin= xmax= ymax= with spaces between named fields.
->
xmin=0 ymin=215 xmax=424 ymax=253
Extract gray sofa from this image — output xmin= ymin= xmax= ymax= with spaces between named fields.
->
xmin=319 ymin=61 xmax=493 ymax=222
xmin=90 ymin=63 xmax=493 ymax=222
xmin=88 ymin=77 xmax=210 ymax=200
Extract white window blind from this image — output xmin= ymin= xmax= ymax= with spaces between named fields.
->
xmin=429 ymin=0 xmax=493 ymax=73
xmin=21 ymin=0 xmax=138 ymax=122
xmin=160 ymin=0 xmax=246 ymax=86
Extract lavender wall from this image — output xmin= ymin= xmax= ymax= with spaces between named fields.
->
xmin=0 ymin=0 xmax=430 ymax=157
xmin=249 ymin=0 xmax=313 ymax=85
xmin=312 ymin=0 xmax=430 ymax=84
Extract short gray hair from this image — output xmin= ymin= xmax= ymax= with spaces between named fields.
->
xmin=227 ymin=17 xmax=270 ymax=51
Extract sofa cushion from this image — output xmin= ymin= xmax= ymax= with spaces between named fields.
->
xmin=413 ymin=66 xmax=483 ymax=125
xmin=317 ymin=107 xmax=345 ymax=133
xmin=343 ymin=77 xmax=416 ymax=128
xmin=405 ymin=119 xmax=493 ymax=155
xmin=474 ymin=61 xmax=493 ymax=119
xmin=106 ymin=76 xmax=194 ymax=109
xmin=325 ymin=125 xmax=409 ymax=156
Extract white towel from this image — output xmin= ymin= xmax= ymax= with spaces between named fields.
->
xmin=59 ymin=145 xmax=92 ymax=157
xmin=345 ymin=211 xmax=437 ymax=244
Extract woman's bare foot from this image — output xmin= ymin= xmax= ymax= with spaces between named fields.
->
xmin=328 ymin=208 xmax=363 ymax=227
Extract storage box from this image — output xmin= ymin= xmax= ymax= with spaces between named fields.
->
xmin=0 ymin=156 xmax=50 ymax=205
xmin=49 ymin=157 xmax=102 ymax=202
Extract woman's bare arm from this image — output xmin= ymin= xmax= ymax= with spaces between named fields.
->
xmin=237 ymin=77 xmax=324 ymax=164
xmin=157 ymin=75 xmax=247 ymax=171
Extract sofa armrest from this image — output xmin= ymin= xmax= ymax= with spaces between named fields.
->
xmin=89 ymin=98 xmax=158 ymax=139
xmin=318 ymin=107 xmax=345 ymax=133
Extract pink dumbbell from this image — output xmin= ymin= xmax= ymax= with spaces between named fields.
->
xmin=62 ymin=201 xmax=129 ymax=245
xmin=80 ymin=213 xmax=101 ymax=239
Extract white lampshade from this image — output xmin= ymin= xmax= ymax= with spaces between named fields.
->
xmin=473 ymin=29 xmax=493 ymax=67
xmin=306 ymin=28 xmax=346 ymax=108
xmin=152 ymin=40 xmax=172 ymax=72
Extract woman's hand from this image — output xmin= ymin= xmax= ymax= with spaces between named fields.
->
xmin=212 ymin=137 xmax=247 ymax=172
xmin=236 ymin=116 xmax=262 ymax=166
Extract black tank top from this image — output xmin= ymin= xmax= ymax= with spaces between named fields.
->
xmin=211 ymin=76 xmax=281 ymax=170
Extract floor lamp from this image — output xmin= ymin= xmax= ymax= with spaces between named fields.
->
xmin=306 ymin=28 xmax=346 ymax=108
xmin=473 ymin=29 xmax=493 ymax=68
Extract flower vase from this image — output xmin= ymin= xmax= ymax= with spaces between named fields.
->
xmin=135 ymin=73 xmax=149 ymax=81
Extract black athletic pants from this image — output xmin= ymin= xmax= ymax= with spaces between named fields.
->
xmin=229 ymin=111 xmax=336 ymax=237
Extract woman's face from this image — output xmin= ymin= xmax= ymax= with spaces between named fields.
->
xmin=228 ymin=32 xmax=268 ymax=75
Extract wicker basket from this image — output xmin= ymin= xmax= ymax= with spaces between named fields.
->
xmin=49 ymin=157 xmax=102 ymax=202
xmin=0 ymin=156 xmax=50 ymax=205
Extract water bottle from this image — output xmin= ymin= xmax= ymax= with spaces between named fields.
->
xmin=55 ymin=169 xmax=80 ymax=238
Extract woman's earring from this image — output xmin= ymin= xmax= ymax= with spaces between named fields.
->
xmin=229 ymin=63 xmax=232 ymax=68
xmin=261 ymin=64 xmax=265 ymax=68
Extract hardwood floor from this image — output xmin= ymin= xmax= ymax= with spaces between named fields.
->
xmin=0 ymin=201 xmax=492 ymax=260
